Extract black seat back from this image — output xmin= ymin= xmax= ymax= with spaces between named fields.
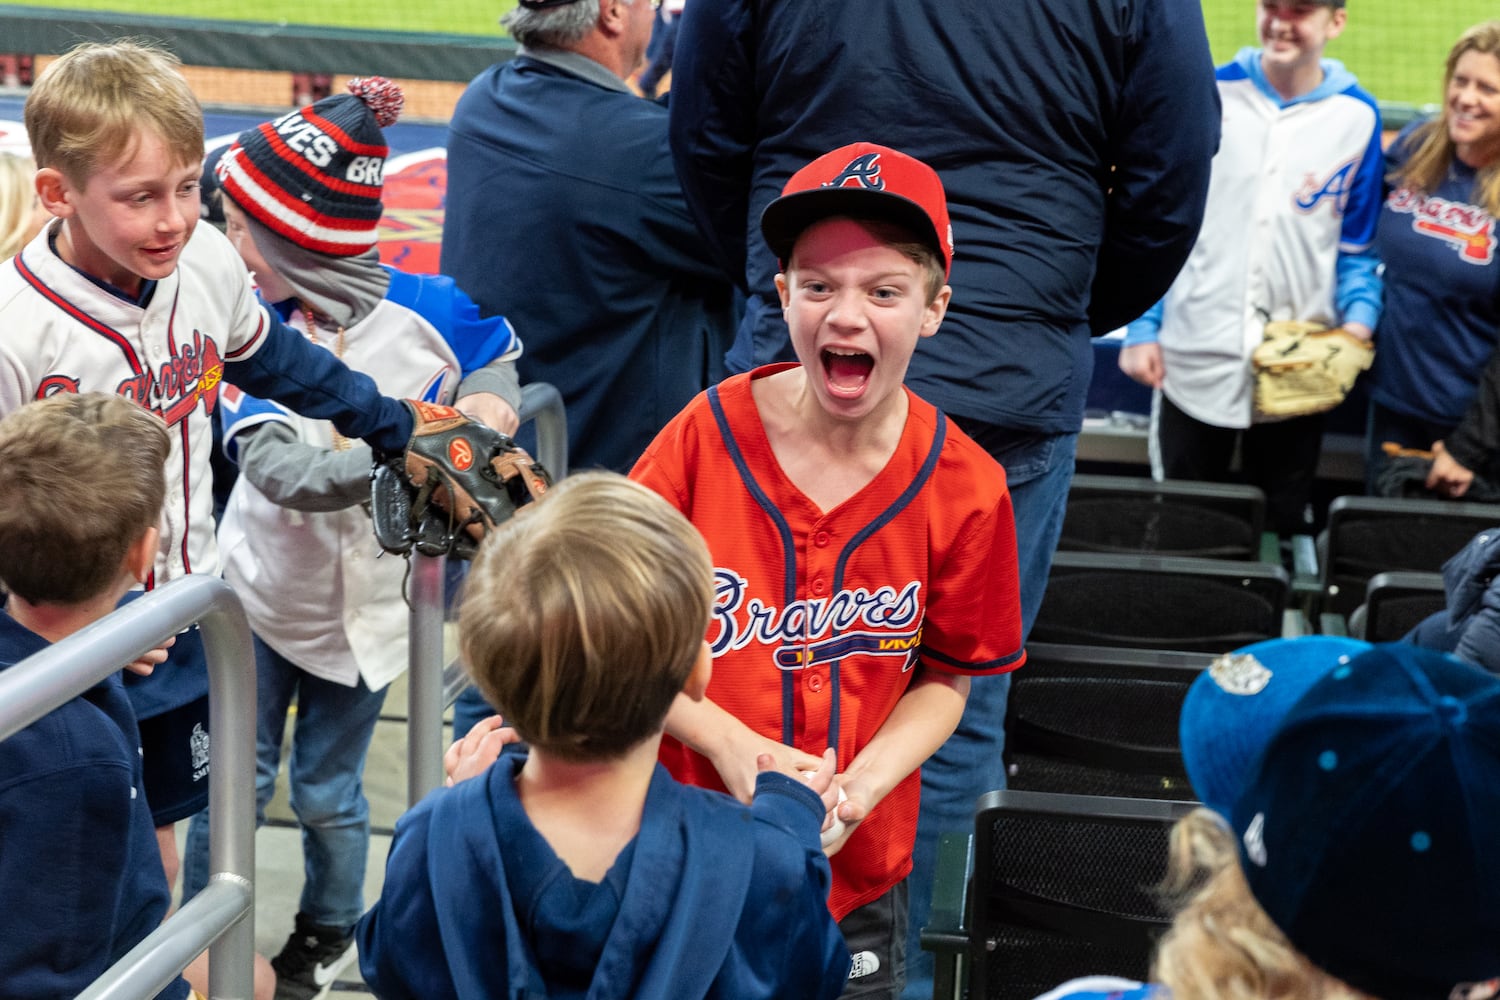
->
xmin=1355 ymin=570 xmax=1447 ymax=642
xmin=1062 ymin=474 xmax=1266 ymax=560
xmin=1004 ymin=643 xmax=1204 ymax=800
xmin=970 ymin=790 xmax=1196 ymax=1000
xmin=1032 ymin=552 xmax=1288 ymax=652
xmin=1321 ymin=496 xmax=1500 ymax=618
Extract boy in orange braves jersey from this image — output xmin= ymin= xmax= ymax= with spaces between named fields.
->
xmin=631 ymin=142 xmax=1025 ymax=999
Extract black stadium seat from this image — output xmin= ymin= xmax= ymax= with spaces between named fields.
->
xmin=1004 ymin=643 xmax=1205 ymax=800
xmin=1319 ymin=495 xmax=1500 ymax=619
xmin=1032 ymin=552 xmax=1289 ymax=653
xmin=1062 ymin=474 xmax=1268 ymax=560
xmin=923 ymin=790 xmax=1196 ymax=1000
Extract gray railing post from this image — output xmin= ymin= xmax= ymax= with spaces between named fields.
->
xmin=406 ymin=551 xmax=447 ymax=804
xmin=521 ymin=381 xmax=569 ymax=484
xmin=405 ymin=382 xmax=568 ymax=806
xmin=0 ymin=574 xmax=257 ymax=1000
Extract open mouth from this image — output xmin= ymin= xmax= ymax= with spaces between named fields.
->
xmin=823 ymin=348 xmax=874 ymax=397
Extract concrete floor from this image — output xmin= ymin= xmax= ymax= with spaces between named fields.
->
xmin=183 ymin=666 xmax=444 ymax=998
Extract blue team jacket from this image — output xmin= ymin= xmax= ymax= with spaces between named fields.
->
xmin=441 ymin=53 xmax=737 ymax=473
xmin=356 ymin=758 xmax=850 ymax=999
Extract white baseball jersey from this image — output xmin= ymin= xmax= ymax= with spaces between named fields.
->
xmin=1155 ymin=55 xmax=1383 ymax=428
xmin=216 ymin=272 xmax=521 ymax=691
xmin=0 ymin=221 xmax=269 ymax=585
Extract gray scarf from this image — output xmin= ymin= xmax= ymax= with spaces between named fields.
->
xmin=243 ymin=211 xmax=390 ymax=330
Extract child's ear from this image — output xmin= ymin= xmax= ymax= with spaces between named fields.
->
xmin=920 ymin=285 xmax=953 ymax=339
xmin=775 ymin=272 xmax=791 ymax=312
xmin=1326 ymin=7 xmax=1348 ymax=39
xmin=681 ymin=641 xmax=713 ymax=702
xmin=34 ymin=167 xmax=74 ymax=219
xmin=124 ymin=526 xmax=159 ymax=586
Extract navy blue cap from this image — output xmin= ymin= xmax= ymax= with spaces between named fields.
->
xmin=1232 ymin=643 xmax=1500 ymax=1000
xmin=1179 ymin=636 xmax=1372 ymax=818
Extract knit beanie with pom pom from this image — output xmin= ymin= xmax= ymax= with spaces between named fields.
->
xmin=218 ymin=76 xmax=404 ymax=256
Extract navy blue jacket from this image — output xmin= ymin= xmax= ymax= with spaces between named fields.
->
xmin=441 ymin=52 xmax=737 ymax=472
xmin=669 ymin=0 xmax=1220 ymax=433
xmin=1408 ymin=527 xmax=1500 ymax=675
xmin=357 ymin=757 xmax=849 ymax=999
xmin=0 ymin=612 xmax=189 ymax=999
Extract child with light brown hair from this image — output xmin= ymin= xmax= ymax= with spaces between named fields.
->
xmin=0 ymin=392 xmax=186 ymax=998
xmin=357 ymin=470 xmax=850 ymax=1000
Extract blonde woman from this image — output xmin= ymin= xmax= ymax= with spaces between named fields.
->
xmin=0 ymin=152 xmax=45 ymax=260
xmin=1366 ymin=22 xmax=1500 ymax=494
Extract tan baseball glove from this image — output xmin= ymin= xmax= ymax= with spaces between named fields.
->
xmin=1252 ymin=321 xmax=1374 ymax=420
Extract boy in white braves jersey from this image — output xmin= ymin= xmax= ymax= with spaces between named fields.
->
xmin=1119 ymin=0 xmax=1383 ymax=536
xmin=0 ymin=41 xmax=463 ymax=902
xmin=631 ymin=143 xmax=1025 ymax=999
xmin=177 ymin=76 xmax=522 ymax=1000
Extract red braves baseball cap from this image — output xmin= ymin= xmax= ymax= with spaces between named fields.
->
xmin=760 ymin=142 xmax=954 ymax=277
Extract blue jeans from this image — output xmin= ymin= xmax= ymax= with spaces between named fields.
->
xmin=901 ymin=425 xmax=1076 ymax=1000
xmin=182 ymin=635 xmax=389 ymax=930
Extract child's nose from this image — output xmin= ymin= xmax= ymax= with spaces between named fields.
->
xmin=158 ymin=199 xmax=189 ymax=233
xmin=826 ymin=289 xmax=869 ymax=329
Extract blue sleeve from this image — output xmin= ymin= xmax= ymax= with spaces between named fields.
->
xmin=667 ymin=0 xmax=756 ymax=288
xmin=224 ymin=311 xmax=413 ymax=455
xmin=217 ymin=388 xmax=292 ymax=464
xmin=1335 ymin=248 xmax=1383 ymax=331
xmin=383 ymin=268 xmax=523 ymax=376
xmin=1122 ymin=299 xmax=1166 ymax=345
xmin=1087 ymin=0 xmax=1221 ymax=335
xmin=355 ymin=809 xmax=454 ymax=1000
xmin=747 ymin=773 xmax=851 ymax=998
xmin=1335 ymin=92 xmax=1385 ymax=331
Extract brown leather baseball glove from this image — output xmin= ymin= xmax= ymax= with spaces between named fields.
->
xmin=371 ymin=400 xmax=550 ymax=559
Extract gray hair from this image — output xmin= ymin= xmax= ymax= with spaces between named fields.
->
xmin=502 ymin=0 xmax=604 ymax=49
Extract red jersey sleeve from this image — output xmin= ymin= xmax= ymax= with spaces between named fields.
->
xmin=916 ymin=438 xmax=1026 ymax=676
xmin=629 ymin=392 xmax=702 ymax=513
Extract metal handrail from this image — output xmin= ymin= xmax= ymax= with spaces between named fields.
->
xmin=405 ymin=381 xmax=568 ymax=805
xmin=0 ymin=575 xmax=257 ymax=1000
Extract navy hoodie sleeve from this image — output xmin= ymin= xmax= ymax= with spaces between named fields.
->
xmin=1088 ymin=0 xmax=1220 ymax=334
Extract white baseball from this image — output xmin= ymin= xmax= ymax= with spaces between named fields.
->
xmin=803 ymin=772 xmax=850 ymax=848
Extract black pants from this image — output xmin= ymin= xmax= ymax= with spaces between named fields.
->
xmin=1156 ymin=393 xmax=1324 ymax=535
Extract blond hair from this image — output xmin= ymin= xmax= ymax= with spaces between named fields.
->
xmin=1389 ymin=21 xmax=1500 ymax=217
xmin=0 ymin=153 xmax=38 ymax=259
xmin=24 ymin=40 xmax=204 ymax=184
xmin=458 ymin=471 xmax=713 ymax=761
xmin=0 ymin=393 xmax=168 ymax=604
xmin=1151 ymin=809 xmax=1371 ymax=1000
